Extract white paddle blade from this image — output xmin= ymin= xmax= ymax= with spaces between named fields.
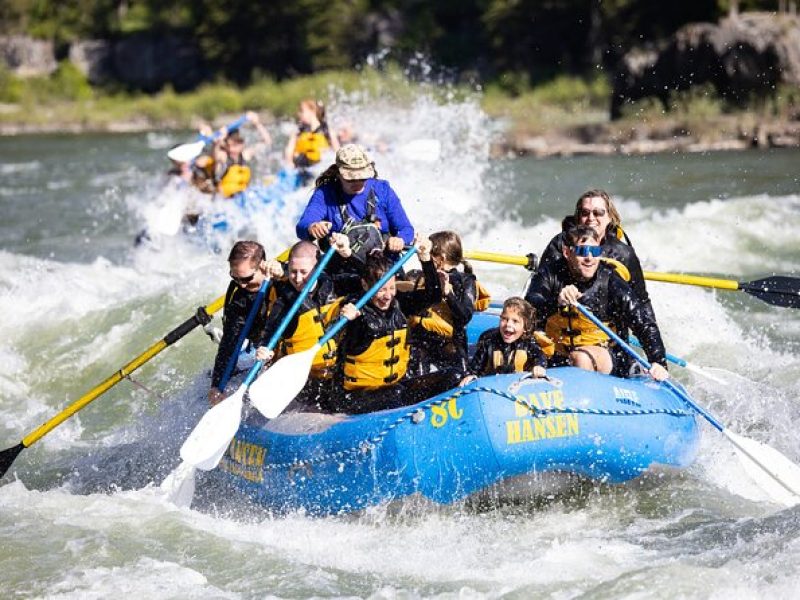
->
xmin=180 ymin=387 xmax=245 ymax=470
xmin=159 ymin=461 xmax=197 ymax=507
xmin=686 ymin=363 xmax=729 ymax=385
xmin=167 ymin=140 xmax=205 ymax=163
xmin=399 ymin=139 xmax=442 ymax=162
xmin=249 ymin=345 xmax=319 ymax=419
xmin=725 ymin=429 xmax=800 ymax=507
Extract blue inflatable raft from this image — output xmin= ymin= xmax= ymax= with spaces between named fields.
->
xmin=215 ymin=315 xmax=700 ymax=515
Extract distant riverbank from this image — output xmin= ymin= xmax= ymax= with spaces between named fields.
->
xmin=2 ymin=66 xmax=798 ymax=157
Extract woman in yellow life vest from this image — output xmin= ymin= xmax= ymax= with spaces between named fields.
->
xmin=254 ymin=235 xmax=361 ymax=412
xmin=408 ymin=230 xmax=491 ymax=376
xmin=330 ymin=242 xmax=460 ymax=414
xmin=211 ymin=111 xmax=272 ymax=198
xmin=460 ymin=297 xmax=547 ymax=386
xmin=284 ymin=99 xmax=340 ymax=169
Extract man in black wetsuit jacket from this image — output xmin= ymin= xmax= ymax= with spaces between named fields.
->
xmin=525 ymin=224 xmax=669 ymax=381
xmin=209 ymin=240 xmax=282 ymax=405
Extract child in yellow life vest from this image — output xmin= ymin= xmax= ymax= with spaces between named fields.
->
xmin=210 ymin=111 xmax=272 ymax=198
xmin=408 ymin=230 xmax=491 ymax=376
xmin=329 ymin=243 xmax=462 ymax=414
xmin=284 ymin=99 xmax=340 ymax=170
xmin=460 ymin=297 xmax=546 ymax=386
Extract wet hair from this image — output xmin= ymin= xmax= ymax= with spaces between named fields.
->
xmin=362 ymin=252 xmax=394 ymax=286
xmin=228 ymin=240 xmax=265 ymax=265
xmin=299 ymin=98 xmax=326 ymax=123
xmin=289 ymin=240 xmax=319 ymax=262
xmin=314 ymin=163 xmax=380 ymax=189
xmin=430 ymin=230 xmax=472 ymax=275
xmin=224 ymin=130 xmax=244 ymax=146
xmin=574 ymin=189 xmax=621 ymax=228
xmin=564 ymin=224 xmax=600 ymax=247
xmin=502 ymin=297 xmax=535 ymax=338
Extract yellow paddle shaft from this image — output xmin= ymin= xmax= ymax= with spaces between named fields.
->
xmin=642 ymin=271 xmax=740 ymax=291
xmin=464 ymin=249 xmax=742 ymax=291
xmin=464 ymin=250 xmax=536 ymax=269
xmin=21 ymin=294 xmax=226 ymax=449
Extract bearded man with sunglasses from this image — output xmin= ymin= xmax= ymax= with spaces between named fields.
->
xmin=208 ymin=240 xmax=283 ymax=405
xmin=525 ymin=225 xmax=669 ymax=381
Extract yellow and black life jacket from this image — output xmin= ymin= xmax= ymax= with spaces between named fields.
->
xmin=543 ymin=261 xmax=630 ymax=356
xmin=408 ymin=278 xmax=491 ymax=338
xmin=293 ymin=125 xmax=330 ymax=166
xmin=218 ymin=157 xmax=252 ymax=198
xmin=279 ymin=297 xmax=345 ymax=379
xmin=490 ymin=347 xmax=529 ymax=373
xmin=343 ymin=327 xmax=410 ymax=391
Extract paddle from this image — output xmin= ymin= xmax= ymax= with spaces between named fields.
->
xmin=249 ymin=245 xmax=419 ymax=419
xmin=0 ymin=294 xmax=226 ymax=479
xmin=628 ymin=337 xmax=728 ymax=385
xmin=167 ymin=115 xmax=248 ymax=163
xmin=575 ymin=302 xmax=800 ymax=507
xmin=178 ymin=360 xmax=265 ymax=471
xmin=216 ymin=279 xmax=271 ymax=393
xmin=462 ymin=250 xmax=800 ymax=308
xmin=180 ymin=245 xmax=338 ymax=471
xmin=641 ymin=272 xmax=800 ymax=309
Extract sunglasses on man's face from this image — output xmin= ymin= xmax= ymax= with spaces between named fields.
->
xmin=231 ymin=271 xmax=257 ymax=285
xmin=572 ymin=245 xmax=602 ymax=258
xmin=578 ymin=208 xmax=607 ymax=219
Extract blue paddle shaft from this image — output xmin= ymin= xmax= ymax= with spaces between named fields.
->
xmin=264 ymin=246 xmax=337 ymax=350
xmin=199 ymin=115 xmax=247 ymax=143
xmin=575 ymin=303 xmax=724 ymax=432
xmin=629 ymin=336 xmax=687 ymax=367
xmin=218 ymin=279 xmax=270 ymax=391
xmin=243 ymin=360 xmax=264 ymax=387
xmin=319 ymin=246 xmax=419 ymax=345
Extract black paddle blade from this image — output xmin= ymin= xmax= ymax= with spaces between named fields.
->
xmin=741 ymin=276 xmax=800 ymax=308
xmin=0 ymin=443 xmax=24 ymax=479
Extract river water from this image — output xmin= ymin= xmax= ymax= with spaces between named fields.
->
xmin=1 ymin=96 xmax=799 ymax=598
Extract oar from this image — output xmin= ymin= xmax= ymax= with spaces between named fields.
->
xmin=462 ymin=249 xmax=800 ymax=308
xmin=628 ymin=337 xmax=728 ymax=385
xmin=575 ymin=302 xmax=800 ymax=507
xmin=179 ymin=245 xmax=337 ymax=471
xmin=0 ymin=294 xmax=226 ymax=479
xmin=216 ymin=279 xmax=272 ymax=393
xmin=641 ymin=272 xmax=800 ymax=309
xmin=167 ymin=115 xmax=247 ymax=163
xmin=249 ymin=246 xmax=419 ymax=419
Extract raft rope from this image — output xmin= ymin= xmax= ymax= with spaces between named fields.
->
xmin=260 ymin=385 xmax=694 ymax=472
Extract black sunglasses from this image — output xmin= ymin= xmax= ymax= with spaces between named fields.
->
xmin=231 ymin=271 xmax=257 ymax=285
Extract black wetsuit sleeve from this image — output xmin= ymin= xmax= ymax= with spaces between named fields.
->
xmin=524 ymin=268 xmax=561 ymax=331
xmin=445 ymin=273 xmax=476 ymax=330
xmin=211 ymin=283 xmax=249 ymax=389
xmin=609 ymin=276 xmax=667 ymax=368
xmin=526 ymin=338 xmax=548 ymax=369
xmin=538 ymin=232 xmax=565 ymax=273
xmin=466 ymin=330 xmax=492 ymax=377
xmin=398 ymin=258 xmax=442 ymax=315
xmin=332 ymin=272 xmax=364 ymax=296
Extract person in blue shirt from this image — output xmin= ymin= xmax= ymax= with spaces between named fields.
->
xmin=295 ymin=144 xmax=415 ymax=264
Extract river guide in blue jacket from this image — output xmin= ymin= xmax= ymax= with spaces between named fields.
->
xmin=295 ymin=144 xmax=415 ymax=264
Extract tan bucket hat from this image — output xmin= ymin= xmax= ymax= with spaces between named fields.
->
xmin=336 ymin=144 xmax=375 ymax=180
